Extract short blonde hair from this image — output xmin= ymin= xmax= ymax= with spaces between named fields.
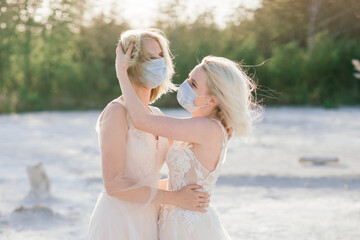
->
xmin=120 ymin=28 xmax=176 ymax=103
xmin=200 ymin=56 xmax=262 ymax=138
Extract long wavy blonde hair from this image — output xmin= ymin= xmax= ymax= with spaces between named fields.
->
xmin=120 ymin=28 xmax=176 ymax=103
xmin=200 ymin=56 xmax=262 ymax=138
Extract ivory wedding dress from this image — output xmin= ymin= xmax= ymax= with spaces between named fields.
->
xmin=89 ymin=98 xmax=169 ymax=240
xmin=158 ymin=118 xmax=232 ymax=240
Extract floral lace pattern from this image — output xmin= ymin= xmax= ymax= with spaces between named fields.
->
xmin=160 ymin=118 xmax=228 ymax=234
xmin=166 ymin=142 xmax=192 ymax=190
xmin=159 ymin=205 xmax=202 ymax=233
xmin=123 ymin=105 xmax=168 ymax=179
xmin=131 ymin=125 xmax=167 ymax=176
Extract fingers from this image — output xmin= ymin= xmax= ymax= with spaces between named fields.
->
xmin=198 ymin=203 xmax=209 ymax=208
xmin=197 ymin=192 xmax=210 ymax=199
xmin=116 ymin=43 xmax=122 ymax=56
xmin=199 ymin=198 xmax=210 ymax=203
xmin=119 ymin=40 xmax=125 ymax=54
xmin=194 ymin=207 xmax=207 ymax=213
xmin=126 ymin=43 xmax=134 ymax=59
xmin=188 ymin=184 xmax=203 ymax=190
xmin=116 ymin=40 xmax=133 ymax=59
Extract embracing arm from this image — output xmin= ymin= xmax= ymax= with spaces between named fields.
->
xmin=99 ymin=103 xmax=151 ymax=203
xmin=115 ymin=44 xmax=218 ymax=144
xmin=98 ymin=102 xmax=209 ymax=211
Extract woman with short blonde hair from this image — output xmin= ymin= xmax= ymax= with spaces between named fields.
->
xmin=120 ymin=28 xmax=177 ymax=102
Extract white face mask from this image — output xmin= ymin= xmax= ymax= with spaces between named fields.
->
xmin=142 ymin=58 xmax=167 ymax=88
xmin=176 ymin=80 xmax=209 ymax=112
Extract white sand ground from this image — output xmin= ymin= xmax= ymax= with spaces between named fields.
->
xmin=0 ymin=106 xmax=359 ymax=240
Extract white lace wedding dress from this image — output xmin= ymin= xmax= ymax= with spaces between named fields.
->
xmin=158 ymin=118 xmax=232 ymax=240
xmin=89 ymin=98 xmax=169 ymax=240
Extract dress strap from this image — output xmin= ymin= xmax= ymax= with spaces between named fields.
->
xmin=110 ymin=98 xmax=159 ymax=127
xmin=210 ymin=118 xmax=228 ymax=147
xmin=209 ymin=118 xmax=228 ymax=172
xmin=96 ymin=98 xmax=129 ymax=132
xmin=108 ymin=97 xmax=131 ymax=128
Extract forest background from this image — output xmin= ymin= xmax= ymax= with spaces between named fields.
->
xmin=1 ymin=0 xmax=359 ymax=113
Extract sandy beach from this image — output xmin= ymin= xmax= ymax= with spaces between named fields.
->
xmin=0 ymin=106 xmax=359 ymax=239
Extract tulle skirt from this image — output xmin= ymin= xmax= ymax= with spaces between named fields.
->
xmin=158 ymin=205 xmax=232 ymax=240
xmin=89 ymin=191 xmax=159 ymax=240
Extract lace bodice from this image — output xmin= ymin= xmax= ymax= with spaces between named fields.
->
xmin=159 ymin=118 xmax=228 ymax=234
xmin=166 ymin=118 xmax=228 ymax=193
xmin=124 ymin=109 xmax=168 ymax=180
xmin=90 ymin=100 xmax=170 ymax=240
xmin=96 ymin=98 xmax=169 ymax=181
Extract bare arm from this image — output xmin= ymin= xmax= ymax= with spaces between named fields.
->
xmin=115 ymin=43 xmax=219 ymax=144
xmin=98 ymin=102 xmax=209 ymax=211
xmin=99 ymin=103 xmax=151 ymax=203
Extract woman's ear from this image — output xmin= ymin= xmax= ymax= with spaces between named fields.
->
xmin=209 ymin=97 xmax=219 ymax=107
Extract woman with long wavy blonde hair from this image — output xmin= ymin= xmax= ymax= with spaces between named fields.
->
xmin=116 ymin=40 xmax=262 ymax=239
xmin=89 ymin=29 xmax=210 ymax=240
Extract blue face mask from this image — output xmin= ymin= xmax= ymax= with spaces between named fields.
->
xmin=142 ymin=58 xmax=167 ymax=88
xmin=176 ymin=80 xmax=209 ymax=112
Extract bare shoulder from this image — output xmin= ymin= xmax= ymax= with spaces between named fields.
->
xmin=205 ymin=118 xmax=224 ymax=137
xmin=101 ymin=101 xmax=128 ymax=129
xmin=193 ymin=117 xmax=224 ymax=142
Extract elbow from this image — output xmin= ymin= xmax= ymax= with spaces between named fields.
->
xmin=105 ymin=185 xmax=117 ymax=197
xmin=104 ymin=184 xmax=128 ymax=199
xmin=105 ymin=187 xmax=114 ymax=196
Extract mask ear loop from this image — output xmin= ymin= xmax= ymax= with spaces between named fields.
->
xmin=193 ymin=95 xmax=211 ymax=108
